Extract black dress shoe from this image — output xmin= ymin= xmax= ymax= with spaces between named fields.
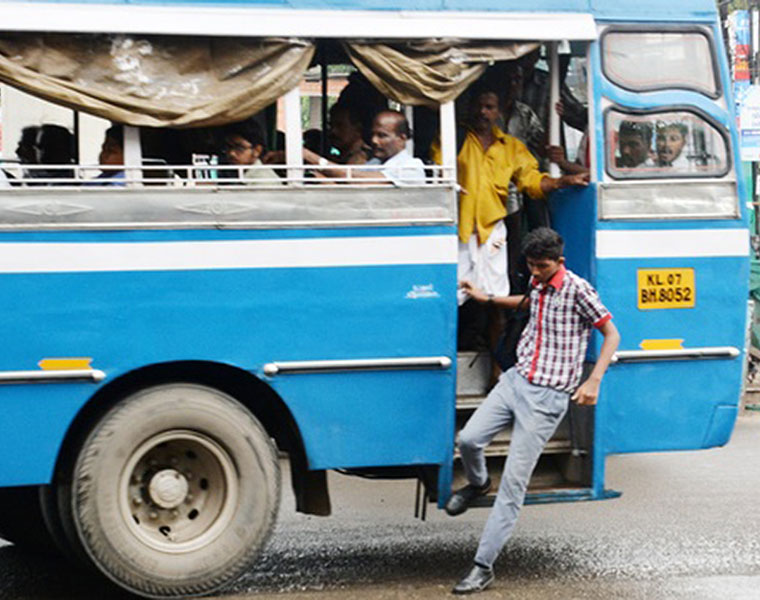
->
xmin=445 ymin=478 xmax=491 ymax=516
xmin=452 ymin=563 xmax=494 ymax=594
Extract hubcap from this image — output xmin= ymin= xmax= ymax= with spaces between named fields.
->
xmin=148 ymin=469 xmax=189 ymax=509
xmin=119 ymin=430 xmax=239 ymax=553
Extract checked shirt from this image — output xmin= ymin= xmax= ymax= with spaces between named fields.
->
xmin=515 ymin=266 xmax=612 ymax=393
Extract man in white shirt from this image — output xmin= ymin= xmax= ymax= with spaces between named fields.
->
xmin=303 ymin=110 xmax=425 ymax=185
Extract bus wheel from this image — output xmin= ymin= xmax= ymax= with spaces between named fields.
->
xmin=59 ymin=383 xmax=280 ymax=598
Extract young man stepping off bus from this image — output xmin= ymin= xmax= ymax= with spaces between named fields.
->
xmin=449 ymin=227 xmax=620 ymax=595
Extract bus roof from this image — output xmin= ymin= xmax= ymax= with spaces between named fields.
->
xmin=1 ymin=0 xmax=719 ymax=39
xmin=3 ymin=0 xmax=719 ymax=21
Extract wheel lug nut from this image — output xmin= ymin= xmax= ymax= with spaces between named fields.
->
xmin=185 ymin=493 xmax=194 ymax=503
xmin=132 ymin=496 xmax=142 ymax=506
xmin=185 ymin=472 xmax=193 ymax=480
xmin=149 ymin=511 xmax=158 ymax=520
xmin=171 ymin=510 xmax=179 ymax=518
xmin=170 ymin=456 xmax=179 ymax=466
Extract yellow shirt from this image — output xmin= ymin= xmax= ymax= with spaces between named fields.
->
xmin=433 ymin=126 xmax=547 ymax=244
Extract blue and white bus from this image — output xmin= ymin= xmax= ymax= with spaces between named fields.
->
xmin=0 ymin=0 xmax=749 ymax=596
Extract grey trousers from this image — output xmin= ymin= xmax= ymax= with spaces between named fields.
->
xmin=457 ymin=367 xmax=569 ymax=568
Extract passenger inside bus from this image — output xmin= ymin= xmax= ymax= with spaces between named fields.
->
xmin=432 ymin=82 xmax=588 ymax=362
xmin=94 ymin=124 xmax=125 ymax=185
xmin=32 ymin=124 xmax=75 ymax=183
xmin=655 ymin=120 xmax=689 ymax=169
xmin=222 ymin=120 xmax=282 ymax=186
xmin=326 ymin=101 xmax=371 ymax=165
xmin=298 ymin=110 xmax=425 ymax=185
xmin=500 ymin=63 xmax=546 ymax=293
xmin=615 ymin=120 xmax=655 ymax=169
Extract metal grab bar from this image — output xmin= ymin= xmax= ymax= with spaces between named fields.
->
xmin=263 ymin=356 xmax=452 ymax=376
xmin=0 ymin=369 xmax=106 ymax=384
xmin=612 ymin=346 xmax=740 ymax=364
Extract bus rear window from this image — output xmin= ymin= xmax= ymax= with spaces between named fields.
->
xmin=605 ymin=109 xmax=729 ymax=180
xmin=602 ymin=30 xmax=718 ymax=97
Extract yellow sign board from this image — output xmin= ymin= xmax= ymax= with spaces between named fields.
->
xmin=637 ymin=268 xmax=695 ymax=310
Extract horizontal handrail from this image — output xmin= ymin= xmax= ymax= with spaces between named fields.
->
xmin=263 ymin=356 xmax=452 ymax=376
xmin=0 ymin=369 xmax=106 ymax=384
xmin=612 ymin=346 xmax=740 ymax=364
xmin=1 ymin=162 xmax=456 ymax=188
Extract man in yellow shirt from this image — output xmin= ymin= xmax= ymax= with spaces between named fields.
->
xmin=446 ymin=85 xmax=587 ymax=302
xmin=434 ymin=85 xmax=587 ymax=355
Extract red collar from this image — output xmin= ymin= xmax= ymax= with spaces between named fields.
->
xmin=530 ymin=265 xmax=566 ymax=291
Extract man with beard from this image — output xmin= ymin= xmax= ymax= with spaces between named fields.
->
xmin=655 ymin=121 xmax=690 ymax=169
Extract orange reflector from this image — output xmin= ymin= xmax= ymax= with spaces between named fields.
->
xmin=639 ymin=339 xmax=684 ymax=351
xmin=38 ymin=358 xmax=93 ymax=371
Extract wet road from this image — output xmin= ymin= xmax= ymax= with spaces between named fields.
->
xmin=2 ymin=413 xmax=760 ymax=599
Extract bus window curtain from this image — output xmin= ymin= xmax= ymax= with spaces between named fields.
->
xmin=343 ymin=40 xmax=540 ymax=107
xmin=0 ymin=33 xmax=315 ymax=128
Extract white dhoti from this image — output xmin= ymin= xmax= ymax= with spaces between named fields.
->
xmin=457 ymin=220 xmax=509 ymax=306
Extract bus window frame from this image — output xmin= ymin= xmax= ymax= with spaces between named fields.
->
xmin=602 ymin=104 xmax=733 ymax=182
xmin=600 ymin=25 xmax=722 ymax=101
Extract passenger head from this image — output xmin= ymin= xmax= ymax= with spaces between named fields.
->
xmin=35 ymin=124 xmax=74 ymax=165
xmin=224 ymin=120 xmax=267 ymax=166
xmin=16 ymin=126 xmax=40 ymax=164
xmin=328 ymin=103 xmax=364 ymax=154
xmin=468 ymin=85 xmax=501 ymax=133
xmin=522 ymin=227 xmax=565 ymax=284
xmin=655 ymin=122 xmax=688 ymax=166
xmin=303 ymin=128 xmax=323 ymax=154
xmin=370 ymin=110 xmax=410 ymax=162
xmin=617 ymin=120 xmax=653 ymax=168
xmin=99 ymin=124 xmax=124 ymax=166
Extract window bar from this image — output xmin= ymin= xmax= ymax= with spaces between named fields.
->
xmin=123 ymin=125 xmax=142 ymax=188
xmin=439 ymin=101 xmax=456 ymax=184
xmin=284 ymin=86 xmax=304 ymax=185
xmin=548 ymin=42 xmax=561 ymax=178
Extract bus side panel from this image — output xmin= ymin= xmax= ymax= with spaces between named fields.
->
xmin=596 ymin=254 xmax=746 ymax=454
xmin=549 ymin=184 xmax=598 ymax=283
xmin=0 ymin=229 xmax=458 ymax=486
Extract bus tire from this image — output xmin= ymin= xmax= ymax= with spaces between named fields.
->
xmin=0 ymin=486 xmax=60 ymax=555
xmin=59 ymin=383 xmax=280 ymax=598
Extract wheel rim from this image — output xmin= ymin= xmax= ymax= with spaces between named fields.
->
xmin=118 ymin=430 xmax=239 ymax=554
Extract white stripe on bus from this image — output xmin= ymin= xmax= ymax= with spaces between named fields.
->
xmin=596 ymin=229 xmax=749 ymax=259
xmin=0 ymin=235 xmax=457 ymax=274
xmin=0 ymin=3 xmax=597 ymax=40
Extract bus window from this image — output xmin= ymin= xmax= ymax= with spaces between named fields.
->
xmin=605 ymin=108 xmax=730 ymax=179
xmin=602 ymin=29 xmax=719 ymax=98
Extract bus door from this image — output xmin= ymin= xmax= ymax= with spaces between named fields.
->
xmin=587 ymin=24 xmax=749 ymax=481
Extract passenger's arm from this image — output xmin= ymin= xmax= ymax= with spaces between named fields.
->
xmin=302 ymin=148 xmax=386 ymax=182
xmin=539 ymin=171 xmax=589 ymax=194
xmin=546 ymin=145 xmax=589 ymax=176
xmin=571 ymin=319 xmax=620 ymax=406
xmin=459 ymin=280 xmax=528 ymax=310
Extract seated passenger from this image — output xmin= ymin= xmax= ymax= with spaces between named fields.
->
xmin=94 ymin=124 xmax=126 ymax=185
xmin=328 ymin=102 xmax=371 ymax=165
xmin=17 ymin=126 xmax=39 ymax=172
xmin=33 ymin=124 xmax=75 ymax=183
xmin=655 ymin=121 xmax=690 ymax=169
xmin=615 ymin=120 xmax=654 ymax=169
xmin=223 ymin=121 xmax=282 ymax=185
xmin=302 ymin=110 xmax=425 ymax=185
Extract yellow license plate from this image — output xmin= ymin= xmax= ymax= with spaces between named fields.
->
xmin=637 ymin=268 xmax=695 ymax=310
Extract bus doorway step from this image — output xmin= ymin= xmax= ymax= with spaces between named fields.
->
xmin=468 ymin=486 xmax=621 ymax=507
